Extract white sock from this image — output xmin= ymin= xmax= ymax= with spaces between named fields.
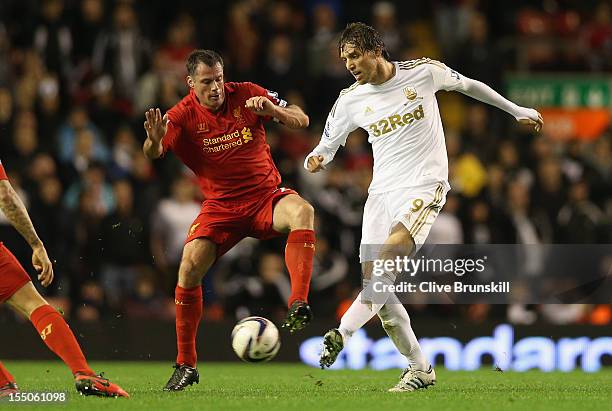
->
xmin=378 ymin=300 xmax=429 ymax=371
xmin=338 ymin=274 xmax=396 ymax=342
xmin=338 ymin=291 xmax=382 ymax=342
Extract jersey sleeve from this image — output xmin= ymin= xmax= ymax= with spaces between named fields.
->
xmin=0 ymin=163 xmax=7 ymax=180
xmin=246 ymin=82 xmax=288 ymax=108
xmin=304 ymin=94 xmax=357 ymax=168
xmin=323 ymin=95 xmax=356 ymax=150
xmin=162 ymin=109 xmax=183 ymax=153
xmin=245 ymin=82 xmax=288 ymax=123
xmin=428 ymin=61 xmax=535 ymax=121
xmin=428 ymin=61 xmax=466 ymax=92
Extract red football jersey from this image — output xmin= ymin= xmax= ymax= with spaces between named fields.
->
xmin=163 ymin=82 xmax=287 ymax=201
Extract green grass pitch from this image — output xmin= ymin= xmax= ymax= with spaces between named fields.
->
xmin=2 ymin=362 xmax=610 ymax=411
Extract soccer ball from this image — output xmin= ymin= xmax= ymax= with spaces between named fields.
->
xmin=231 ymin=316 xmax=281 ymax=362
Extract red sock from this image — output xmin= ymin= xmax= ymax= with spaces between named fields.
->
xmin=285 ymin=229 xmax=315 ymax=307
xmin=0 ymin=362 xmax=15 ymax=385
xmin=30 ymin=305 xmax=93 ymax=376
xmin=175 ymin=285 xmax=203 ymax=367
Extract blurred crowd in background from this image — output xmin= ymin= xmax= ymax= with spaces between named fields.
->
xmin=0 ymin=0 xmax=610 ymax=327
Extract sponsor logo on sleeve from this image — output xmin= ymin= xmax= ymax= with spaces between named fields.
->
xmin=323 ymin=122 xmax=332 ymax=139
xmin=267 ymin=90 xmax=287 ymax=107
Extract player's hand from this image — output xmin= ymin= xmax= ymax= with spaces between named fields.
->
xmin=245 ymin=97 xmax=276 ymax=117
xmin=306 ymin=155 xmax=326 ymax=173
xmin=144 ymin=108 xmax=168 ymax=143
xmin=517 ymin=109 xmax=544 ymax=132
xmin=32 ymin=244 xmax=54 ymax=287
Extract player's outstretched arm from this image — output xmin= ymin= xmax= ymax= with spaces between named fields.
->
xmin=245 ymin=97 xmax=309 ymax=128
xmin=459 ymin=77 xmax=543 ymax=132
xmin=143 ymin=108 xmax=168 ymax=159
xmin=0 ymin=180 xmax=53 ymax=286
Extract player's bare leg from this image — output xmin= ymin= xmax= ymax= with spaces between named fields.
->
xmin=5 ymin=282 xmax=48 ymax=318
xmin=5 ymin=283 xmax=128 ymax=398
xmin=272 ymin=194 xmax=316 ymax=332
xmin=165 ymin=238 xmax=216 ymax=391
xmin=177 ymin=238 xmax=216 ymax=288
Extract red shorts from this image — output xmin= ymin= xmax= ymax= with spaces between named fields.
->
xmin=0 ymin=242 xmax=31 ymax=303
xmin=186 ymin=187 xmax=298 ymax=258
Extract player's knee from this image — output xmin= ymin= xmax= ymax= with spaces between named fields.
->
xmin=385 ymin=224 xmax=416 ymax=256
xmin=178 ymin=255 xmax=210 ymax=286
xmin=291 ymin=201 xmax=314 ymax=229
xmin=179 ymin=239 xmax=215 ymax=281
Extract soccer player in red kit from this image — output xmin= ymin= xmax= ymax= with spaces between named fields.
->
xmin=0 ymin=162 xmax=128 ymax=398
xmin=143 ymin=49 xmax=316 ymax=391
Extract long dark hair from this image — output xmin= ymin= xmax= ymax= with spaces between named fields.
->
xmin=338 ymin=22 xmax=390 ymax=60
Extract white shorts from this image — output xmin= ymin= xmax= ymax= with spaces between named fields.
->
xmin=360 ymin=182 xmax=449 ymax=262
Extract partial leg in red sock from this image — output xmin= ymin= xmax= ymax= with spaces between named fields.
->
xmin=285 ymin=229 xmax=315 ymax=306
xmin=174 ymin=285 xmax=203 ymax=367
xmin=30 ymin=305 xmax=94 ymax=376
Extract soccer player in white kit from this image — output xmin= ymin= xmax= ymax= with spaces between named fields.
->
xmin=305 ymin=22 xmax=543 ymax=392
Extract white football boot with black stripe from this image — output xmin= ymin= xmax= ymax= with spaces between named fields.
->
xmin=388 ymin=366 xmax=436 ymax=392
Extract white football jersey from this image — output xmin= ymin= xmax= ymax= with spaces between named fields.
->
xmin=311 ymin=59 xmax=467 ymax=194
